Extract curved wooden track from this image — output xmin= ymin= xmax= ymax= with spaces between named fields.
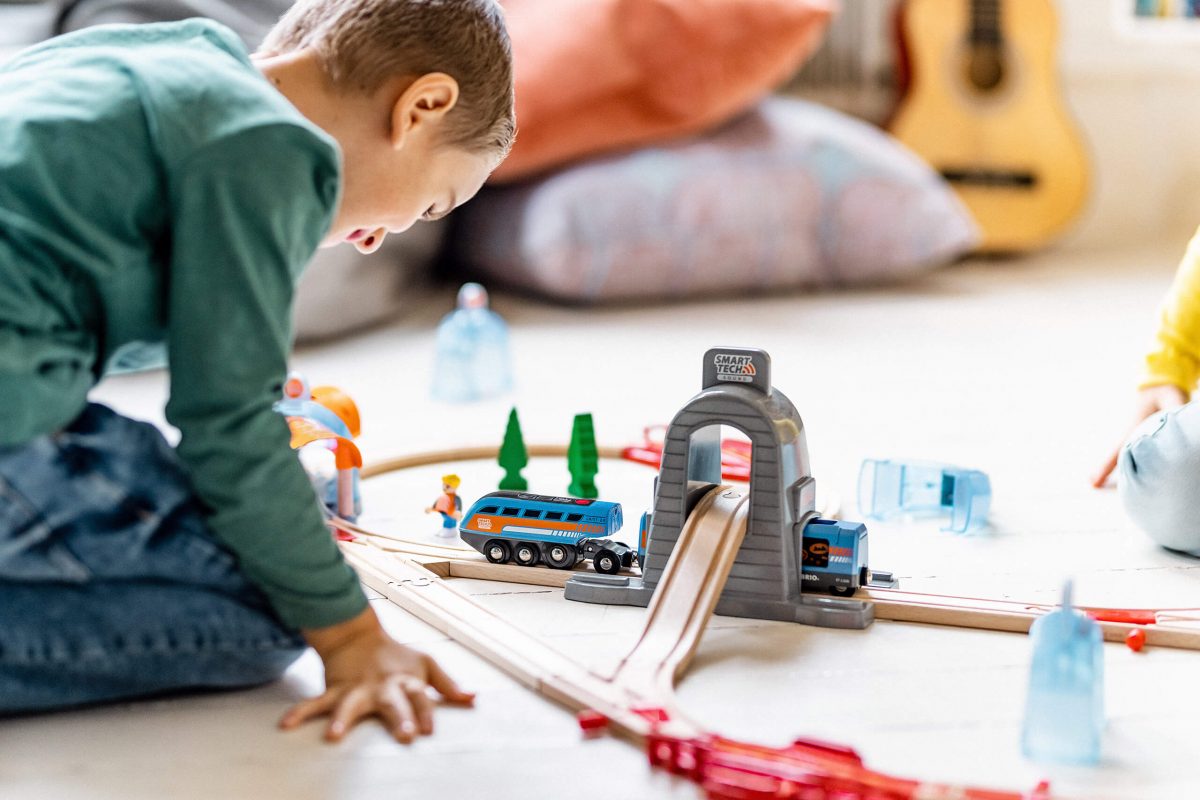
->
xmin=360 ymin=443 xmax=623 ymax=479
xmin=340 ymin=482 xmax=1046 ymax=798
xmin=339 ymin=484 xmax=750 ymax=742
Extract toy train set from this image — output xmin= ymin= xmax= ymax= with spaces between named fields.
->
xmin=309 ymin=343 xmax=1200 ymax=799
xmin=272 ymin=361 xmax=892 ymax=601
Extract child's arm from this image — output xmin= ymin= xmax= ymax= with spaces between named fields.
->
xmin=1093 ymin=228 xmax=1200 ymax=486
xmin=164 ymin=124 xmax=471 ymax=740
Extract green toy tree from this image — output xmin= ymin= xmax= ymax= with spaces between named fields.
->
xmin=567 ymin=413 xmax=599 ymax=499
xmin=498 ymin=407 xmax=528 ymax=491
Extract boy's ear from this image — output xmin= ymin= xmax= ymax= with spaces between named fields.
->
xmin=391 ymin=73 xmax=459 ymax=148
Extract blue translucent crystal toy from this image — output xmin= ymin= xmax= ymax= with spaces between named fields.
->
xmin=1021 ymin=580 xmax=1105 ymax=765
xmin=857 ymin=459 xmax=991 ymax=533
xmin=431 ymin=283 xmax=513 ymax=403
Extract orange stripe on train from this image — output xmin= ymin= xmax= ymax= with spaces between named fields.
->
xmin=464 ymin=515 xmax=603 ymax=535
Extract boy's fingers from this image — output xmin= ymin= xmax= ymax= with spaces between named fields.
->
xmin=280 ymin=690 xmax=341 ymax=730
xmin=403 ymin=678 xmax=436 ymax=735
xmin=325 ymin=686 xmax=373 ymax=742
xmin=425 ymin=657 xmax=475 ymax=705
xmin=378 ymin=681 xmax=419 ymax=743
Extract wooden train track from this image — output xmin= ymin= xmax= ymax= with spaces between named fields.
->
xmin=340 ymin=484 xmax=750 ymax=742
xmin=341 ymin=482 xmax=1049 ymax=798
xmin=335 ymin=444 xmax=1200 ymax=797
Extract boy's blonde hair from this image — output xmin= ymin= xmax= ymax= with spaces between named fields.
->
xmin=260 ymin=0 xmax=514 ymax=158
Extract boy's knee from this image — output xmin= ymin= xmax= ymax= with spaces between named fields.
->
xmin=1118 ymin=402 xmax=1200 ymax=554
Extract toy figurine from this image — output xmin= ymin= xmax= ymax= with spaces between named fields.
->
xmin=426 ymin=474 xmax=464 ymax=537
xmin=498 ymin=407 xmax=529 ymax=491
xmin=1021 ymin=580 xmax=1105 ymax=765
xmin=431 ymin=282 xmax=513 ymax=403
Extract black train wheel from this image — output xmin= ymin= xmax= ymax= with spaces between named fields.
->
xmin=593 ymin=549 xmax=620 ymax=575
xmin=514 ymin=542 xmax=539 ymax=567
xmin=485 ymin=540 xmax=510 ymax=564
xmin=545 ymin=544 xmax=577 ymax=569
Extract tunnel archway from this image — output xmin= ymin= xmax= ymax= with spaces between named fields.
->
xmin=566 ymin=347 xmax=871 ymax=628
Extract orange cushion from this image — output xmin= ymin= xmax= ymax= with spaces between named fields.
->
xmin=492 ymin=0 xmax=835 ymax=182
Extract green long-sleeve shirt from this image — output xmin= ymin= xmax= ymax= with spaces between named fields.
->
xmin=0 ymin=20 xmax=367 ymax=629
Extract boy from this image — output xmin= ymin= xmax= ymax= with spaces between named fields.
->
xmin=1094 ymin=229 xmax=1200 ymax=556
xmin=0 ymin=0 xmax=514 ymax=744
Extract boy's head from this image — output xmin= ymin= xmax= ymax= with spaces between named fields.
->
xmin=257 ymin=0 xmax=514 ymax=252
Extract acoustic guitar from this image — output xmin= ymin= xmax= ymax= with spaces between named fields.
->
xmin=889 ymin=0 xmax=1090 ymax=252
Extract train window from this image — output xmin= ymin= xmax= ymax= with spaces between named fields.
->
xmin=566 ymin=513 xmax=583 ymax=522
xmin=479 ymin=506 xmax=498 ymax=514
xmin=801 ymin=537 xmax=830 ymax=569
xmin=522 ymin=509 xmax=542 ymax=518
xmin=502 ymin=507 xmax=519 ymax=516
xmin=545 ymin=511 xmax=563 ymax=521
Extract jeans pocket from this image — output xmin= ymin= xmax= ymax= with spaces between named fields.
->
xmin=0 ymin=475 xmax=91 ymax=583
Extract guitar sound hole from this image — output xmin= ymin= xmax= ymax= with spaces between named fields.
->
xmin=965 ymin=45 xmax=1005 ymax=93
xmin=940 ymin=169 xmax=1037 ymax=189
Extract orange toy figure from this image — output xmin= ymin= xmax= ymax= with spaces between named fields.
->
xmin=426 ymin=474 xmax=464 ymax=538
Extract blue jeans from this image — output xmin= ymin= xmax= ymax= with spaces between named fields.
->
xmin=1119 ymin=400 xmax=1200 ymax=556
xmin=0 ymin=404 xmax=305 ymax=715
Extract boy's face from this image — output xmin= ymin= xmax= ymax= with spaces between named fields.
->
xmin=320 ymin=77 xmax=499 ymax=253
xmin=253 ymin=54 xmax=503 ymax=254
xmin=324 ymin=143 xmax=494 ymax=253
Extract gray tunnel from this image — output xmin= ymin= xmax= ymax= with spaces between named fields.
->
xmin=565 ymin=347 xmax=872 ymax=629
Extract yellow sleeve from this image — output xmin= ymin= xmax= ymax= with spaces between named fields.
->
xmin=1143 ymin=226 xmax=1200 ymax=397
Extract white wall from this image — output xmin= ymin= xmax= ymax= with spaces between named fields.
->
xmin=1058 ymin=0 xmax=1200 ymax=250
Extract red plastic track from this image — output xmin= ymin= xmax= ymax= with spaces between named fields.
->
xmin=646 ymin=731 xmax=1052 ymax=800
xmin=622 ymin=426 xmax=753 ymax=482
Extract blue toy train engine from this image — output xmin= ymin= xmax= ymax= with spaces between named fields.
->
xmin=460 ymin=491 xmax=636 ymax=574
xmin=799 ymin=519 xmax=872 ymax=596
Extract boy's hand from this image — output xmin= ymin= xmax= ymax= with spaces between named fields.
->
xmin=1092 ymin=384 xmax=1188 ymax=488
xmin=281 ymin=607 xmax=475 ymax=743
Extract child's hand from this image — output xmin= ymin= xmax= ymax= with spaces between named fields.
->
xmin=1092 ymin=384 xmax=1188 ymax=488
xmin=281 ymin=607 xmax=475 ymax=743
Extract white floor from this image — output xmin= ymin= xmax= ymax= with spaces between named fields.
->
xmin=6 ymin=240 xmax=1199 ymax=800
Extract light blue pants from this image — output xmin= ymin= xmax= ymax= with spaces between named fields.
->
xmin=1119 ymin=401 xmax=1200 ymax=556
xmin=0 ymin=404 xmax=305 ymax=715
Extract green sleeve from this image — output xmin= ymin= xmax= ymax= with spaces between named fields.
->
xmin=164 ymin=124 xmax=366 ymax=630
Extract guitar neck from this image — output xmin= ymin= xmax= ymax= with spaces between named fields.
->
xmin=970 ymin=0 xmax=1002 ymax=46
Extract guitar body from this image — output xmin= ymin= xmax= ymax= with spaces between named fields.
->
xmin=889 ymin=0 xmax=1090 ymax=252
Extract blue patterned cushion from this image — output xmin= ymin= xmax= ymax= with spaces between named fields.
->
xmin=454 ymin=98 xmax=979 ymax=302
